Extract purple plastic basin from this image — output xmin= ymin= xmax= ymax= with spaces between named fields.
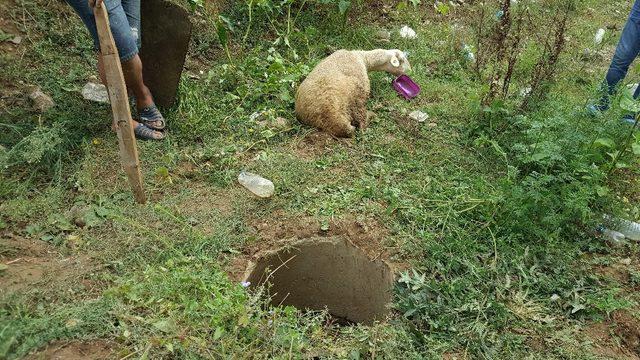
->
xmin=392 ymin=75 xmax=421 ymax=100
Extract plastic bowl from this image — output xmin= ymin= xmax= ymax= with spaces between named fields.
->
xmin=392 ymin=75 xmax=421 ymax=100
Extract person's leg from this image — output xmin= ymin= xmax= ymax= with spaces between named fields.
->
xmin=598 ymin=2 xmax=640 ymax=109
xmin=117 ymin=0 xmax=166 ymax=131
xmin=66 ymin=0 xmax=164 ymax=139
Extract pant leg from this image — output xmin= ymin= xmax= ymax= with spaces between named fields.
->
xmin=66 ymin=0 xmax=101 ymax=49
xmin=65 ymin=0 xmax=139 ymax=61
xmin=120 ymin=0 xmax=141 ymax=48
xmin=605 ymin=10 xmax=640 ymax=97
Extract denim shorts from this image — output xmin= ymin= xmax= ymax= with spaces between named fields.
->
xmin=66 ymin=0 xmax=141 ymax=61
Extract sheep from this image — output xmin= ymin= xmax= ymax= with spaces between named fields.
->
xmin=295 ymin=49 xmax=411 ymax=138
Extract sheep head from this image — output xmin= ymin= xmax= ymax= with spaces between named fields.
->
xmin=362 ymin=49 xmax=411 ymax=76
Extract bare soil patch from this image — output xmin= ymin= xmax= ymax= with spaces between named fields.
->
xmin=613 ymin=310 xmax=640 ymax=357
xmin=595 ymin=263 xmax=632 ymax=284
xmin=24 ymin=340 xmax=114 ymax=360
xmin=228 ymin=212 xmax=403 ymax=280
xmin=289 ymin=131 xmax=338 ymax=160
xmin=584 ymin=312 xmax=640 ymax=360
xmin=251 ymin=213 xmax=390 ymax=256
xmin=0 ymin=232 xmax=99 ymax=297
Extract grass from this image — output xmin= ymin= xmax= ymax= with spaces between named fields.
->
xmin=2 ymin=0 xmax=640 ymax=358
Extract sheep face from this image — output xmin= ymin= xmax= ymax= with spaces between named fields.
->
xmin=381 ymin=50 xmax=411 ymax=76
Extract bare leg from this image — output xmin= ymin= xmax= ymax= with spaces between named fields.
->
xmin=97 ymin=54 xmax=163 ymax=139
xmin=98 ymin=54 xmax=153 ymax=109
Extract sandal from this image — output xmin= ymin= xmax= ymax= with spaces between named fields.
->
xmin=138 ymin=104 xmax=166 ymax=130
xmin=134 ymin=123 xmax=166 ymax=140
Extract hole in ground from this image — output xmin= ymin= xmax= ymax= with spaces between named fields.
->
xmin=244 ymin=237 xmax=395 ymax=325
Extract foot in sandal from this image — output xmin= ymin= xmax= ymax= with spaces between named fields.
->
xmin=138 ymin=104 xmax=166 ymax=130
xmin=133 ymin=121 xmax=165 ymax=140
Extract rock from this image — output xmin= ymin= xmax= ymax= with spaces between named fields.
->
xmin=140 ymin=0 xmax=192 ymax=108
xmin=428 ymin=122 xmax=438 ymax=128
xmin=81 ymin=82 xmax=110 ymax=104
xmin=67 ymin=204 xmax=90 ymax=228
xmin=9 ymin=36 xmax=22 ymax=45
xmin=28 ymin=87 xmax=54 ymax=113
xmin=273 ymin=117 xmax=289 ymax=129
xmin=375 ymin=29 xmax=391 ymax=43
xmin=409 ymin=110 xmax=429 ymax=123
xmin=620 ymin=258 xmax=632 ymax=266
xmin=257 ymin=116 xmax=289 ymax=130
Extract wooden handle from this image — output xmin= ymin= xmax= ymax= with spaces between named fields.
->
xmin=94 ymin=2 xmax=147 ymax=204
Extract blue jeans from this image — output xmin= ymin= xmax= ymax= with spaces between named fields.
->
xmin=66 ymin=0 xmax=140 ymax=62
xmin=601 ymin=0 xmax=640 ymax=107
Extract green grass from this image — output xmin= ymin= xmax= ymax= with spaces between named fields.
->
xmin=2 ymin=0 xmax=640 ymax=358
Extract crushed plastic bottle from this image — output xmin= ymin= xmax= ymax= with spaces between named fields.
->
xmin=238 ymin=171 xmax=275 ymax=198
xmin=409 ymin=110 xmax=429 ymax=123
xmin=399 ymin=25 xmax=417 ymax=39
xmin=594 ymin=28 xmax=605 ymax=45
xmin=463 ymin=44 xmax=475 ymax=62
xmin=603 ymin=215 xmax=640 ymax=241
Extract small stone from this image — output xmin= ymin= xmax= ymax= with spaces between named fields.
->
xmin=28 ymin=87 xmax=55 ymax=113
xmin=427 ymin=122 xmax=437 ymax=128
xmin=375 ymin=29 xmax=391 ymax=43
xmin=257 ymin=116 xmax=289 ymax=130
xmin=81 ymin=82 xmax=110 ymax=104
xmin=68 ymin=204 xmax=89 ymax=228
xmin=9 ymin=36 xmax=22 ymax=45
xmin=273 ymin=117 xmax=289 ymax=129
xmin=65 ymin=318 xmax=80 ymax=328
xmin=550 ymin=294 xmax=560 ymax=302
xmin=620 ymin=258 xmax=632 ymax=266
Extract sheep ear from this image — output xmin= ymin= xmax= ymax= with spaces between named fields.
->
xmin=390 ymin=55 xmax=400 ymax=67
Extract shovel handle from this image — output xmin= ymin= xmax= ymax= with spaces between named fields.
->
xmin=93 ymin=1 xmax=147 ymax=204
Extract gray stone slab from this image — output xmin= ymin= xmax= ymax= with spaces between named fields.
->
xmin=140 ymin=0 xmax=192 ymax=108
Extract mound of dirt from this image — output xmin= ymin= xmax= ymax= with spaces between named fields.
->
xmin=244 ymin=237 xmax=395 ymax=325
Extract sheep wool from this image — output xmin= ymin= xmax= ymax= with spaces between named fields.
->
xmin=295 ymin=49 xmax=410 ymax=137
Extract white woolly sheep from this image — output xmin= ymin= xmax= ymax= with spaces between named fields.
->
xmin=295 ymin=49 xmax=411 ymax=137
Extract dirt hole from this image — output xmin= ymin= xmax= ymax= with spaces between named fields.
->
xmin=244 ymin=237 xmax=395 ymax=325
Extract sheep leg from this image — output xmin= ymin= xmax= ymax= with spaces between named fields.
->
xmin=350 ymin=96 xmax=369 ymax=131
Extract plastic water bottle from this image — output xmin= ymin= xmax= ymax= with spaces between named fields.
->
xmin=238 ymin=171 xmax=275 ymax=198
xmin=603 ymin=215 xmax=640 ymax=241
xmin=599 ymin=226 xmax=627 ymax=247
